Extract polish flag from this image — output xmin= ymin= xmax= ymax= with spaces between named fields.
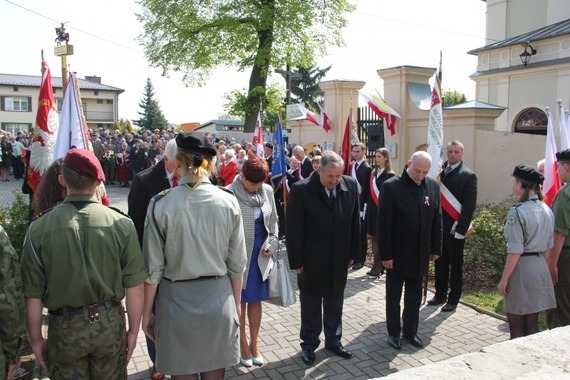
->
xmin=544 ymin=107 xmax=561 ymax=207
xmin=317 ymin=104 xmax=331 ymax=132
xmin=252 ymin=111 xmax=265 ymax=157
xmin=297 ymin=104 xmax=320 ymax=127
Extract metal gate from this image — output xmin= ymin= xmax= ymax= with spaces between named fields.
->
xmin=357 ymin=106 xmax=385 ymax=163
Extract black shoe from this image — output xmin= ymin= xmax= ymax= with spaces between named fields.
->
xmin=403 ymin=334 xmax=424 ymax=348
xmin=301 ymin=350 xmax=315 ymax=365
xmin=441 ymin=303 xmax=457 ymax=312
xmin=387 ymin=336 xmax=402 ymax=350
xmin=352 ymin=263 xmax=364 ymax=270
xmin=426 ymin=297 xmax=446 ymax=306
xmin=325 ymin=345 xmax=353 ymax=359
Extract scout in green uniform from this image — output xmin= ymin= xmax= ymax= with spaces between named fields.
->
xmin=21 ymin=149 xmax=147 ymax=379
xmin=0 ymin=225 xmax=26 ymax=380
xmin=547 ymin=149 xmax=570 ymax=328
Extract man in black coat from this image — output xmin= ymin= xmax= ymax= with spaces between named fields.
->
xmin=350 ymin=142 xmax=373 ymax=270
xmin=428 ymin=140 xmax=477 ymax=312
xmin=378 ymin=151 xmax=442 ymax=350
xmin=286 ymin=151 xmax=360 ymax=366
xmin=127 ymin=138 xmax=177 ymax=378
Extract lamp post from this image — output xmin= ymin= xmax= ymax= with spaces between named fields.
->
xmin=54 ymin=23 xmax=73 ymax=94
xmin=520 ymin=42 xmax=536 ymax=68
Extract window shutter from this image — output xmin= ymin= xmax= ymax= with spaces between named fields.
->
xmin=0 ymin=96 xmax=4 ymax=111
xmin=27 ymin=97 xmax=32 ymax=112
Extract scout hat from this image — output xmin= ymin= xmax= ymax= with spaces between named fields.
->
xmin=63 ymin=149 xmax=105 ymax=181
xmin=512 ymin=164 xmax=544 ymax=184
xmin=175 ymin=131 xmax=217 ymax=157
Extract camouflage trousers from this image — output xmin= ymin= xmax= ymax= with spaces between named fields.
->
xmin=547 ymin=250 xmax=570 ymax=328
xmin=47 ymin=303 xmax=126 ymax=379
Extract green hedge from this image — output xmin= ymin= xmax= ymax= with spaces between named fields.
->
xmin=0 ymin=193 xmax=30 ymax=255
xmin=464 ymin=200 xmax=513 ymax=279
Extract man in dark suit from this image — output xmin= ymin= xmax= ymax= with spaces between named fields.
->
xmin=378 ymin=151 xmax=442 ymax=350
xmin=350 ymin=143 xmax=372 ymax=270
xmin=428 ymin=140 xmax=477 ymax=312
xmin=293 ymin=145 xmax=314 ymax=179
xmin=286 ymin=150 xmax=360 ymax=366
xmin=127 ymin=138 xmax=177 ymax=379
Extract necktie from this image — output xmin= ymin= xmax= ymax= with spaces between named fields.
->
xmin=329 ymin=189 xmax=335 ymax=202
xmin=355 ymin=163 xmax=359 ymax=172
xmin=444 ymin=166 xmax=452 ymax=175
xmin=172 ymin=176 xmax=179 ymax=188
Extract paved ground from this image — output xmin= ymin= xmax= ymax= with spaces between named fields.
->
xmin=0 ymin=179 xmax=510 ymax=379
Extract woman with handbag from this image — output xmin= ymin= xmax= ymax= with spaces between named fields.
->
xmin=228 ymin=156 xmax=279 ymax=367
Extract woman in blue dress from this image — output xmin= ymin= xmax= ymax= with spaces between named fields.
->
xmin=228 ymin=156 xmax=279 ymax=367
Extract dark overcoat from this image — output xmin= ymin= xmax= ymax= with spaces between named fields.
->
xmin=377 ymin=169 xmax=442 ymax=278
xmin=440 ymin=161 xmax=477 ymax=236
xmin=286 ymin=173 xmax=360 ymax=297
xmin=364 ymin=169 xmax=395 ymax=234
xmin=127 ymin=159 xmax=171 ymax=247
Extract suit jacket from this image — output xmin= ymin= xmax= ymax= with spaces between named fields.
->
xmin=440 ymin=161 xmax=477 ymax=236
xmin=286 ymin=174 xmax=360 ymax=297
xmin=352 ymin=160 xmax=372 ymax=211
xmin=300 ymin=156 xmax=314 ymax=179
xmin=128 ymin=159 xmax=171 ymax=247
xmin=377 ymin=169 xmax=442 ymax=278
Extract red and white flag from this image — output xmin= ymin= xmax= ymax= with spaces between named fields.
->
xmin=53 ymin=72 xmax=92 ymax=159
xmin=358 ymin=89 xmax=400 ymax=136
xmin=296 ymin=104 xmax=320 ymax=127
xmin=317 ymin=104 xmax=331 ymax=133
xmin=27 ymin=60 xmax=59 ymax=192
xmin=544 ymin=107 xmax=561 ymax=206
xmin=252 ymin=111 xmax=265 ymax=157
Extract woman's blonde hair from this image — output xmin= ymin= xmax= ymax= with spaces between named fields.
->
xmin=176 ymin=150 xmax=216 ymax=183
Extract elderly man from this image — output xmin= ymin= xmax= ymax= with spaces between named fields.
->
xmin=293 ymin=145 xmax=314 ymax=179
xmin=378 ymin=151 xmax=442 ymax=350
xmin=21 ymin=149 xmax=146 ymax=378
xmin=287 ymin=150 xmax=360 ymax=365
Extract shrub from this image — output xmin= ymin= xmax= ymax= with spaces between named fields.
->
xmin=0 ymin=192 xmax=30 ymax=255
xmin=464 ymin=200 xmax=513 ymax=280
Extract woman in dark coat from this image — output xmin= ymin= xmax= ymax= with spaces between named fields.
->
xmin=364 ymin=147 xmax=395 ymax=278
xmin=1 ymin=136 xmax=13 ymax=181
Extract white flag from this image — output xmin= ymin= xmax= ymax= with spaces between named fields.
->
xmin=427 ymin=59 xmax=443 ymax=177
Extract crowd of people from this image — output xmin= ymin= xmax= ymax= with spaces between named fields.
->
xmin=2 ymin=127 xmax=570 ymax=379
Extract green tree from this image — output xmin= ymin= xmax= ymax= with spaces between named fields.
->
xmin=137 ymin=78 xmax=169 ymax=132
xmin=443 ymin=89 xmax=467 ymax=107
xmin=136 ymin=0 xmax=354 ymax=132
xmin=224 ymin=82 xmax=284 ymax=131
xmin=290 ymin=64 xmax=331 ymax=110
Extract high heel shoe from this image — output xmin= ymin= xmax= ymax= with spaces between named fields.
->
xmin=240 ymin=357 xmax=253 ymax=367
xmin=250 ymin=345 xmax=264 ymax=366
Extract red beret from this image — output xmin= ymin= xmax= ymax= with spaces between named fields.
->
xmin=63 ymin=149 xmax=105 ymax=181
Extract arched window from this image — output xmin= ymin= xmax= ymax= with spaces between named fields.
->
xmin=514 ymin=108 xmax=547 ymax=135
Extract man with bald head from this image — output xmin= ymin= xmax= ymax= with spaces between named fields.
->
xmin=377 ymin=151 xmax=442 ymax=350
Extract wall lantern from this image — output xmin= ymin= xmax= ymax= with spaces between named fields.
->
xmin=520 ymin=42 xmax=537 ymax=67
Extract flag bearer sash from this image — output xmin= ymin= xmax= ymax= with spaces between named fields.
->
xmin=440 ymin=182 xmax=474 ymax=236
